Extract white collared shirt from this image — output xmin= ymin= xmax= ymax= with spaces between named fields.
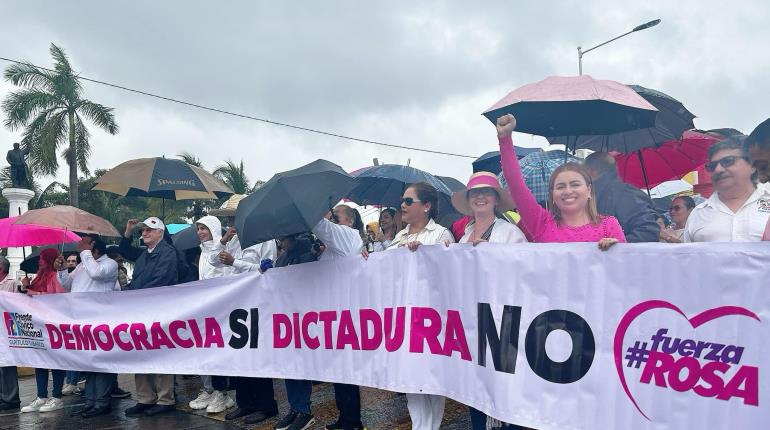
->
xmin=58 ymin=251 xmax=119 ymax=293
xmin=683 ymin=186 xmax=770 ymax=242
xmin=209 ymin=235 xmax=277 ymax=275
xmin=459 ymin=218 xmax=528 ymax=244
xmin=388 ymin=219 xmax=455 ymax=248
xmin=312 ymin=218 xmax=363 ymax=260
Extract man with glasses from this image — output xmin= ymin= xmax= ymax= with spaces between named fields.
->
xmin=683 ymin=137 xmax=770 ymax=242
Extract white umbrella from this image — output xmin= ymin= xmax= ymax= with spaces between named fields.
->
xmin=648 ymin=180 xmax=693 ymax=199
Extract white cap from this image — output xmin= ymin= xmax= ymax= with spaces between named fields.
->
xmin=137 ymin=217 xmax=166 ymax=231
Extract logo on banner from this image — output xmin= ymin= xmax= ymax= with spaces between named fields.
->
xmin=3 ymin=311 xmax=46 ymax=349
xmin=614 ymin=300 xmax=761 ymax=420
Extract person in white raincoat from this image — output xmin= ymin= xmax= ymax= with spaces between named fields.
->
xmin=188 ymin=216 xmax=236 ymax=414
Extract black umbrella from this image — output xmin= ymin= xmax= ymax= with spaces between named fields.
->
xmin=20 ymin=243 xmax=79 ymax=273
xmin=436 ymin=176 xmax=466 ymax=192
xmin=547 ymin=84 xmax=695 ymax=153
xmin=472 ymin=147 xmax=545 ymax=175
xmin=171 ymin=225 xmax=201 ymax=251
xmin=347 ymin=164 xmax=461 ymax=228
xmin=236 ymin=159 xmax=356 ymax=249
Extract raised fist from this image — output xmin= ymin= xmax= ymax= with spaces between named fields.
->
xmin=496 ymin=114 xmax=517 ymax=137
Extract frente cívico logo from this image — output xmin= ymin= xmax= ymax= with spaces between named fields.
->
xmin=3 ymin=311 xmax=46 ymax=349
xmin=614 ymin=300 xmax=761 ymax=420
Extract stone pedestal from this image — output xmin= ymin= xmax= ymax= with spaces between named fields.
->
xmin=2 ymin=187 xmax=35 ymax=279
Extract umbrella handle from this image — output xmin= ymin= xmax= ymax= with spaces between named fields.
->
xmin=17 ymin=207 xmax=29 ymax=278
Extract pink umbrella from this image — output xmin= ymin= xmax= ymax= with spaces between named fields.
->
xmin=0 ymin=216 xmax=81 ymax=247
xmin=614 ymin=130 xmax=719 ymax=189
xmin=482 ymin=75 xmax=658 ymax=137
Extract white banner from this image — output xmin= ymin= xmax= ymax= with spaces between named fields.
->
xmin=1 ymin=243 xmax=768 ymax=429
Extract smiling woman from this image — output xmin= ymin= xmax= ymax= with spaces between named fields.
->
xmin=494 ymin=114 xmax=626 ymax=249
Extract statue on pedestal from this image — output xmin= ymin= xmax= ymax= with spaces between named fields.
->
xmin=6 ymin=142 xmax=30 ymax=188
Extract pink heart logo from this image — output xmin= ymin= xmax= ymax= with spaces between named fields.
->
xmin=613 ymin=300 xmax=760 ymax=420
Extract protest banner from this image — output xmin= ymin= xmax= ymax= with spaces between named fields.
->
xmin=1 ymin=243 xmax=767 ymax=429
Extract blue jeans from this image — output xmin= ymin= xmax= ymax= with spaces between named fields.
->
xmin=284 ymin=379 xmax=311 ymax=414
xmin=35 ymin=368 xmax=65 ymax=398
xmin=66 ymin=370 xmax=80 ymax=385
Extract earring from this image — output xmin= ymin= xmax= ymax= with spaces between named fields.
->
xmin=424 ymin=209 xmax=428 ymax=213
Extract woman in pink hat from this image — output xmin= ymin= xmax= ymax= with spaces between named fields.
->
xmin=495 ymin=114 xmax=625 ymax=248
xmin=451 ymin=172 xmax=527 ymax=245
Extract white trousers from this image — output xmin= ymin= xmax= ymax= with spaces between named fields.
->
xmin=406 ymin=393 xmax=445 ymax=430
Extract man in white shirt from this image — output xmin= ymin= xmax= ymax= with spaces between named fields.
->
xmin=684 ymin=137 xmax=770 ymax=242
xmin=56 ymin=235 xmax=118 ymax=418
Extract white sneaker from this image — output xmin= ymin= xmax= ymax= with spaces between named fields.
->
xmin=189 ymin=390 xmax=212 ymax=410
xmin=21 ymin=397 xmax=48 ymax=413
xmin=39 ymin=397 xmax=64 ymax=412
xmin=61 ymin=383 xmax=77 ymax=395
xmin=205 ymin=390 xmax=234 ymax=414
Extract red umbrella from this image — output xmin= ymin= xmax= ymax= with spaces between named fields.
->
xmin=614 ymin=131 xmax=719 ymax=189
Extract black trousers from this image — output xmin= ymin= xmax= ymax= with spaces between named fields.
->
xmin=333 ymin=383 xmax=362 ymax=427
xmin=0 ymin=366 xmax=19 ymax=405
xmin=233 ymin=377 xmax=277 ymax=412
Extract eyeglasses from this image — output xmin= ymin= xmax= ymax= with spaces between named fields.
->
xmin=705 ymin=155 xmax=747 ymax=172
xmin=400 ymin=197 xmax=422 ymax=206
xmin=669 ymin=205 xmax=684 ymax=212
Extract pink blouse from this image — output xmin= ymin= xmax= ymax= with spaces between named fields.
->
xmin=499 ymin=135 xmax=626 ymax=243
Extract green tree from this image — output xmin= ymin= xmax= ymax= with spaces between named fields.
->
xmin=2 ymin=43 xmax=119 ymax=207
xmin=213 ymin=159 xmax=251 ymax=194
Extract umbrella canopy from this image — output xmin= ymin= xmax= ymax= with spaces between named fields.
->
xmin=347 ymin=164 xmax=461 ymax=228
xmin=93 ymin=157 xmax=233 ymax=200
xmin=20 ymin=243 xmax=79 ymax=273
xmin=235 ymin=159 xmax=356 ymax=248
xmin=208 ymin=194 xmax=247 ymax=217
xmin=436 ymin=176 xmax=466 ymax=192
xmin=548 ymin=84 xmax=696 ymax=153
xmin=614 ymin=131 xmax=719 ymax=189
xmin=14 ymin=205 xmax=120 ymax=237
xmin=482 ymin=75 xmax=657 ymax=137
xmin=167 ymin=223 xmax=192 ymax=234
xmin=498 ymin=150 xmax=580 ymax=204
xmin=648 ymin=180 xmax=693 ymax=199
xmin=172 ymin=225 xmax=202 ymax=251
xmin=472 ymin=148 xmax=544 ymax=175
xmin=347 ymin=164 xmax=453 ymax=207
xmin=0 ymin=216 xmax=81 ymax=247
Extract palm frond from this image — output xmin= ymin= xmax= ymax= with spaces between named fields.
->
xmin=3 ymin=62 xmax=56 ymax=91
xmin=177 ymin=152 xmax=203 ymax=168
xmin=213 ymin=159 xmax=251 ymax=194
xmin=76 ymin=99 xmax=118 ymax=134
xmin=73 ymin=115 xmax=91 ymax=175
xmin=23 ymin=111 xmax=64 ymax=176
xmin=48 ymin=44 xmax=82 ymax=99
xmin=2 ymin=89 xmax=64 ymax=130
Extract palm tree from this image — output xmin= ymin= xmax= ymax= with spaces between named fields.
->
xmin=213 ymin=159 xmax=251 ymax=195
xmin=2 ymin=43 xmax=118 ymax=207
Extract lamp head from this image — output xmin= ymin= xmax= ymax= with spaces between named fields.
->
xmin=633 ymin=19 xmax=661 ymax=32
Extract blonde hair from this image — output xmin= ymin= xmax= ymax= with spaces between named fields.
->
xmin=548 ymin=163 xmax=600 ymax=225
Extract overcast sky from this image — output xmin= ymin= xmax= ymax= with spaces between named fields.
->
xmin=1 ymin=1 xmax=767 ymax=189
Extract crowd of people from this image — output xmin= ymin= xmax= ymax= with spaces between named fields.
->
xmin=0 ymin=115 xmax=768 ymax=430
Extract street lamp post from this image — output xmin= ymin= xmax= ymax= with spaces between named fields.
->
xmin=578 ymin=19 xmax=661 ymax=75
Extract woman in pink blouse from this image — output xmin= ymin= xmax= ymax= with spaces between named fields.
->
xmin=496 ymin=114 xmax=626 ymax=248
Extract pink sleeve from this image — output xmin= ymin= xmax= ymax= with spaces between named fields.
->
xmin=603 ymin=216 xmax=627 ymax=242
xmin=499 ymin=134 xmax=550 ymax=238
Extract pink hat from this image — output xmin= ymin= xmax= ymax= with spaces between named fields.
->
xmin=451 ymin=172 xmax=516 ymax=216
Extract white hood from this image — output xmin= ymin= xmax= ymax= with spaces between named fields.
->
xmin=196 ymin=215 xmax=224 ymax=280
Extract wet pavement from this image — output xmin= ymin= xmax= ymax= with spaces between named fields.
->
xmin=0 ymin=372 xmax=475 ymax=429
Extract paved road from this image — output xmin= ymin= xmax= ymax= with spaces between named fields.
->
xmin=0 ymin=373 xmax=475 ymax=429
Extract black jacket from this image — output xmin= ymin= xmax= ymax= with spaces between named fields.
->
xmin=120 ymin=237 xmax=179 ymax=290
xmin=593 ymin=172 xmax=660 ymax=243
